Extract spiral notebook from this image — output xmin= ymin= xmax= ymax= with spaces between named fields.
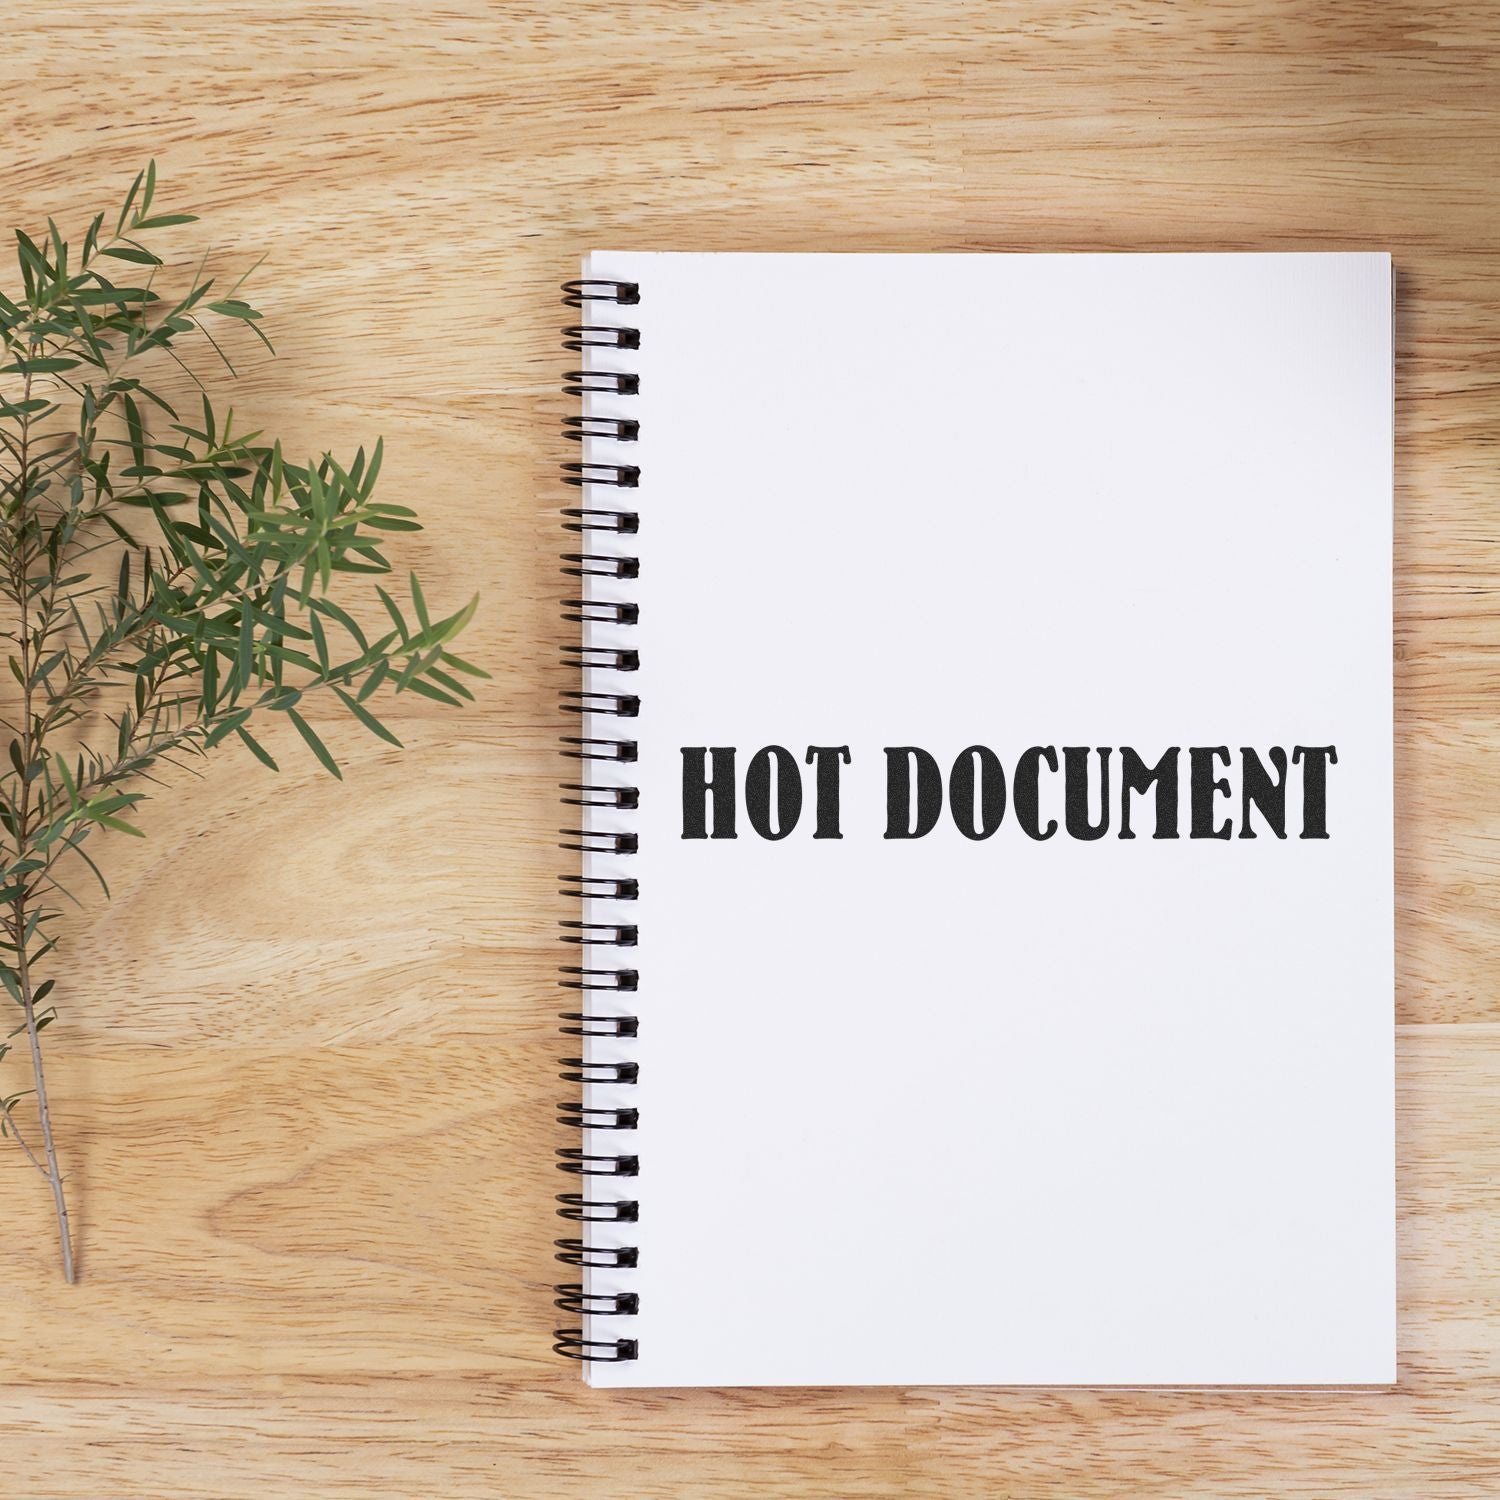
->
xmin=553 ymin=252 xmax=1395 ymax=1388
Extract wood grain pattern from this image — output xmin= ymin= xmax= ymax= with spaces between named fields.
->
xmin=2 ymin=2 xmax=1498 ymax=1493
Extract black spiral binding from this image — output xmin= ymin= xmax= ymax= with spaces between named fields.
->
xmin=554 ymin=276 xmax=641 ymax=1366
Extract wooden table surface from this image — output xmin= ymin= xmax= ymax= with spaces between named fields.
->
xmin=3 ymin=3 xmax=1498 ymax=1495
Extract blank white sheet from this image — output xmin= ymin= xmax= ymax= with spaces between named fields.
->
xmin=574 ymin=253 xmax=1395 ymax=1388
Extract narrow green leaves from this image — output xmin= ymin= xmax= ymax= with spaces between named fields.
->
xmin=1 ymin=355 xmax=80 ymax=375
xmin=284 ymin=709 xmax=341 ymax=779
xmin=334 ymin=688 xmax=402 ymax=748
xmin=0 ymin=162 xmax=480 ymax=1129
xmin=235 ymin=726 xmax=278 ymax=771
xmin=99 ymin=245 xmax=162 ymax=267
xmin=207 ymin=299 xmax=261 ymax=323
xmin=409 ymin=572 xmax=430 ymax=631
xmin=87 ymin=810 xmax=145 ymax=838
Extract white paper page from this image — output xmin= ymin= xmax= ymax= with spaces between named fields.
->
xmin=573 ymin=252 xmax=1394 ymax=1387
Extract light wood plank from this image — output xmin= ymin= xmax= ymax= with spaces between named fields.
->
xmin=3 ymin=1 xmax=1498 ymax=1493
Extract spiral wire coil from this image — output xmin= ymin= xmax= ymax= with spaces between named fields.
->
xmin=553 ymin=278 xmax=642 ymax=1364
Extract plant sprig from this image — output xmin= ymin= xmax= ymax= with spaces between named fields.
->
xmin=0 ymin=163 xmax=483 ymax=1280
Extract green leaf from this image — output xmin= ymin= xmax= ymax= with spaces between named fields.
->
xmin=202 ymin=642 xmax=219 ymax=710
xmin=417 ymin=592 xmax=479 ymax=650
xmin=202 ymin=709 xmax=249 ymax=749
xmin=47 ymin=216 xmax=67 ymax=277
xmin=122 ymin=393 xmax=145 ymax=471
xmin=0 ymin=397 xmax=53 ymax=419
xmin=100 ymin=512 xmax=140 ymax=547
xmin=70 ymin=838 xmax=112 ymax=899
xmin=285 ymin=708 xmax=341 ymax=779
xmin=73 ymin=285 xmax=155 ymax=308
xmin=424 ymin=666 xmax=474 ymax=702
xmin=374 ymin=586 xmax=408 ymax=643
xmin=235 ymin=726 xmax=279 ymax=772
xmin=310 ymin=597 xmax=368 ymax=653
xmin=355 ymin=657 xmax=390 ymax=703
xmin=309 ymin=611 xmax=330 ymax=672
xmin=90 ymin=811 xmax=146 ymax=838
xmin=400 ymin=676 xmax=463 ymax=708
xmin=15 ymin=229 xmax=51 ymax=295
xmin=207 ymin=299 xmax=262 ymax=322
xmin=236 ymin=600 xmax=255 ymax=688
xmin=363 ymin=511 xmax=422 ymax=532
xmin=54 ymin=756 xmax=79 ymax=816
xmin=3 ymin=355 xmax=81 ymax=374
xmin=360 ymin=437 xmax=383 ymax=497
xmin=99 ymin=245 xmax=162 ymax=266
xmin=439 ymin=649 xmax=491 ymax=681
xmin=334 ymin=688 xmax=402 ymax=747
xmin=117 ymin=167 xmax=146 ymax=232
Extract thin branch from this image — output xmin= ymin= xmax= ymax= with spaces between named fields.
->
xmin=0 ymin=1093 xmax=51 ymax=1179
xmin=10 ymin=904 xmax=75 ymax=1280
xmin=2 ymin=345 xmax=77 ymax=1280
xmin=0 ymin=166 xmax=476 ymax=1285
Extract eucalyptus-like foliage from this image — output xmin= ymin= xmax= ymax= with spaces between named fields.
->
xmin=0 ymin=164 xmax=481 ymax=1279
